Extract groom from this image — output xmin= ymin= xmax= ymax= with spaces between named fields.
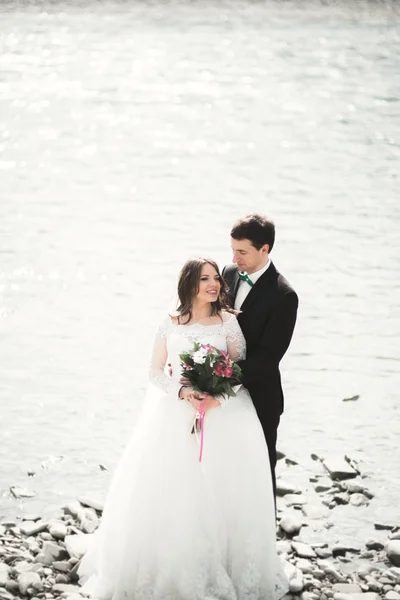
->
xmin=222 ymin=214 xmax=298 ymax=497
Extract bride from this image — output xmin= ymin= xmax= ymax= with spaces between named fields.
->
xmin=78 ymin=258 xmax=288 ymax=600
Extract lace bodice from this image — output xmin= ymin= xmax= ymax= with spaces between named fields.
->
xmin=149 ymin=311 xmax=246 ymax=399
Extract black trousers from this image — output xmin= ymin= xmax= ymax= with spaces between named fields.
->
xmin=258 ymin=412 xmax=281 ymax=500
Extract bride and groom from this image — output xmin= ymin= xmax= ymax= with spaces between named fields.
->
xmin=78 ymin=214 xmax=299 ymax=600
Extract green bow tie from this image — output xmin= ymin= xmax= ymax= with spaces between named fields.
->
xmin=238 ymin=271 xmax=254 ymax=287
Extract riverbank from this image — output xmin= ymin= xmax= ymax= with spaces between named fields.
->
xmin=1 ymin=452 xmax=399 ymax=600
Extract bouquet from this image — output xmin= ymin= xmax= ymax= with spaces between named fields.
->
xmin=179 ymin=343 xmax=242 ymax=399
xmin=179 ymin=343 xmax=242 ymax=461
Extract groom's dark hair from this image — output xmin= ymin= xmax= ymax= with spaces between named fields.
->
xmin=231 ymin=214 xmax=275 ymax=252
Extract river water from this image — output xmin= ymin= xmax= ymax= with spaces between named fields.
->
xmin=0 ymin=0 xmax=399 ymax=546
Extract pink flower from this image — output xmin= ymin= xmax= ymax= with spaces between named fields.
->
xmin=213 ymin=364 xmax=225 ymax=376
xmin=224 ymin=366 xmax=233 ymax=378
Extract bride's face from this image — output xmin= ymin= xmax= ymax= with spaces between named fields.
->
xmin=195 ymin=264 xmax=221 ymax=304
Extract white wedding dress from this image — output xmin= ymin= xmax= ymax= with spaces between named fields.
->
xmin=78 ymin=312 xmax=288 ymax=600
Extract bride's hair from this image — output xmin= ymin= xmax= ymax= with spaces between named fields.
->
xmin=176 ymin=258 xmax=233 ymax=324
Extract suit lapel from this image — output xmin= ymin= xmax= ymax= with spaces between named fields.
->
xmin=239 ymin=262 xmax=277 ymax=312
xmin=230 ymin=269 xmax=241 ymax=306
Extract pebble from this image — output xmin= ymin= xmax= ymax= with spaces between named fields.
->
xmin=386 ymin=541 xmax=400 ymax=567
xmin=315 ymin=548 xmax=333 ymax=559
xmin=37 ymin=541 xmax=68 ymax=565
xmin=276 ymin=480 xmax=302 ymax=497
xmin=19 ymin=520 xmax=49 ymax=537
xmin=332 ymin=584 xmax=362 ymax=594
xmin=64 ymin=533 xmax=93 ymax=559
xmin=0 ymin=565 xmax=9 ymax=587
xmin=48 ymin=522 xmax=68 ymax=540
xmin=386 ymin=592 xmax=400 ymax=600
xmin=77 ymin=495 xmax=104 ymax=513
xmin=292 ymin=542 xmax=317 ymax=559
xmin=277 ymin=540 xmax=293 ymax=555
xmin=349 ymin=493 xmax=369 ymax=507
xmin=9 ymin=486 xmax=36 ymax=499
xmin=280 ymin=513 xmax=304 ymax=536
xmin=332 ymin=544 xmax=360 ymax=557
xmin=365 ymin=539 xmax=384 ymax=551
xmin=315 ymin=478 xmax=334 ymax=493
xmin=17 ymin=572 xmax=41 ymax=595
xmin=375 ymin=522 xmax=396 ymax=531
xmin=321 ymin=457 xmax=358 ymax=481
xmin=285 ymin=495 xmax=308 ymax=507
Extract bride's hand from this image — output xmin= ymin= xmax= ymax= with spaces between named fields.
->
xmin=179 ymin=386 xmax=203 ymax=411
xmin=195 ymin=393 xmax=220 ymax=413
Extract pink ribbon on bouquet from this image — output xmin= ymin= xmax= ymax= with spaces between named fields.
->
xmin=197 ymin=394 xmax=209 ymax=462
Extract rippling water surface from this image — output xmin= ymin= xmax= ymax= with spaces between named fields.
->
xmin=1 ymin=0 xmax=399 ymax=543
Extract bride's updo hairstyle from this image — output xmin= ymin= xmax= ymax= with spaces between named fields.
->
xmin=176 ymin=258 xmax=233 ymax=325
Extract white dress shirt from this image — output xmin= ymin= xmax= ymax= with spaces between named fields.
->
xmin=234 ymin=259 xmax=271 ymax=311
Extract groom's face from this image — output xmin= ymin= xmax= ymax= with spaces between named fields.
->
xmin=231 ymin=238 xmax=269 ymax=274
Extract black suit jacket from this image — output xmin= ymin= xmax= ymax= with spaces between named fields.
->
xmin=222 ymin=262 xmax=298 ymax=421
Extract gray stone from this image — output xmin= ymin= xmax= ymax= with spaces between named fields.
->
xmin=5 ymin=581 xmax=20 ymax=595
xmin=302 ymin=593 xmax=320 ymax=600
xmin=49 ymin=522 xmax=68 ymax=540
xmin=276 ymin=480 xmax=302 ymax=497
xmin=292 ymin=542 xmax=317 ymax=559
xmin=55 ymin=574 xmax=69 ymax=584
xmin=322 ymin=458 xmax=358 ymax=481
xmin=0 ymin=565 xmax=9 ymax=587
xmin=52 ymin=583 xmax=82 ymax=593
xmin=9 ymin=486 xmax=36 ymax=499
xmin=19 ymin=520 xmax=48 ymax=537
xmin=332 ymin=593 xmax=352 ymax=600
xmin=280 ymin=513 xmax=303 ymax=536
xmin=350 ymin=594 xmax=380 ymax=600
xmin=284 ymin=561 xmax=304 ymax=593
xmin=366 ymin=578 xmax=383 ymax=592
xmin=375 ymin=522 xmax=396 ymax=531
xmin=302 ymin=504 xmax=330 ymax=520
xmin=319 ymin=562 xmax=344 ymax=581
xmin=81 ymin=518 xmax=100 ymax=534
xmin=366 ymin=539 xmax=384 ymax=551
xmin=62 ymin=502 xmax=86 ymax=521
xmin=333 ymin=493 xmax=350 ymax=505
xmin=64 ymin=534 xmax=93 ymax=559
xmin=12 ymin=560 xmax=34 ymax=574
xmin=296 ymin=559 xmax=313 ymax=574
xmin=332 ymin=584 xmax=362 ymax=594
xmin=315 ymin=478 xmax=333 ymax=493
xmin=0 ymin=589 xmax=14 ymax=600
xmin=36 ymin=541 xmax=68 ymax=565
xmin=349 ymin=493 xmax=369 ymax=507
xmin=21 ymin=514 xmax=41 ymax=522
xmin=386 ymin=592 xmax=400 ymax=600
xmin=315 ymin=547 xmax=333 ymax=559
xmin=277 ymin=540 xmax=293 ymax=555
xmin=53 ymin=560 xmax=71 ymax=573
xmin=77 ymin=495 xmax=104 ymax=512
xmin=17 ymin=572 xmax=41 ymax=595
xmin=387 ymin=541 xmax=400 ymax=567
xmin=332 ymin=544 xmax=360 ymax=557
xmin=285 ymin=495 xmax=307 ymax=507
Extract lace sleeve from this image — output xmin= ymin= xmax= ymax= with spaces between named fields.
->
xmin=215 ymin=313 xmax=246 ymax=408
xmin=224 ymin=312 xmax=246 ymax=361
xmin=148 ymin=317 xmax=182 ymax=398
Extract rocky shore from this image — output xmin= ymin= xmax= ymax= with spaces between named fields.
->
xmin=1 ymin=453 xmax=399 ymax=600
